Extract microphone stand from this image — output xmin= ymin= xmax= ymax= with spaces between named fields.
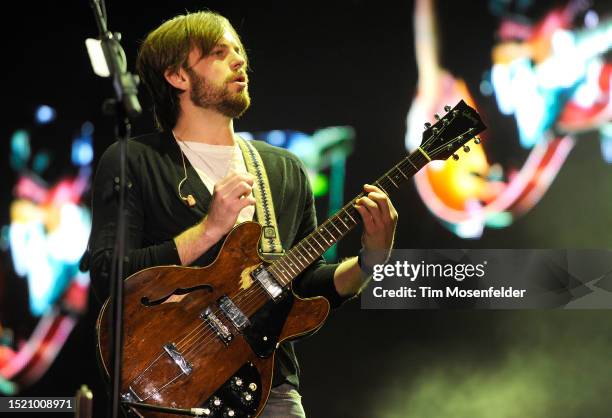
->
xmin=87 ymin=1 xmax=141 ymax=417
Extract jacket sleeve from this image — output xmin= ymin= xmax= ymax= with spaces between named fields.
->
xmin=87 ymin=142 xmax=182 ymax=301
xmin=291 ymin=162 xmax=354 ymax=309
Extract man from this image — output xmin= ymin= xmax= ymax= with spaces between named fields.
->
xmin=88 ymin=10 xmax=397 ymax=417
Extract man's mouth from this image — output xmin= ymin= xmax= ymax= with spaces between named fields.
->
xmin=231 ymin=74 xmax=247 ymax=84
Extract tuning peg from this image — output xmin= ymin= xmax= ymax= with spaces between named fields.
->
xmin=434 ymin=113 xmax=441 ymax=120
xmin=463 ymin=145 xmax=470 ymax=152
xmin=474 ymin=136 xmax=481 ymax=144
xmin=424 ymin=122 xmax=432 ymax=129
xmin=444 ymin=105 xmax=451 ymax=112
xmin=452 ymin=154 xmax=459 ymax=161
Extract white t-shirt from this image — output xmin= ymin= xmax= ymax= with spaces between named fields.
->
xmin=177 ymin=140 xmax=255 ymax=224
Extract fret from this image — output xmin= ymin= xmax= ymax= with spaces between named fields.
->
xmin=319 ymin=225 xmax=336 ymax=245
xmin=278 ymin=258 xmax=298 ymax=276
xmin=300 ymin=240 xmax=318 ymax=260
xmin=278 ymin=258 xmax=292 ymax=277
xmin=271 ymin=265 xmax=291 ymax=284
xmin=386 ymin=174 xmax=399 ymax=189
xmin=399 ymin=161 xmax=415 ymax=176
xmin=389 ymin=170 xmax=403 ymax=184
xmin=342 ymin=208 xmax=357 ymax=225
xmin=289 ymin=249 xmax=306 ymax=269
xmin=281 ymin=253 xmax=300 ymax=277
xmin=310 ymin=234 xmax=326 ymax=252
xmin=329 ymin=218 xmax=344 ymax=236
xmin=407 ymin=157 xmax=419 ymax=170
xmin=375 ymin=182 xmax=389 ymax=195
xmin=396 ymin=165 xmax=409 ymax=180
xmin=294 ymin=244 xmax=310 ymax=265
xmin=336 ymin=213 xmax=349 ymax=230
xmin=323 ymin=222 xmax=340 ymax=240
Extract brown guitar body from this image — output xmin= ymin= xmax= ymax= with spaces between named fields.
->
xmin=96 ymin=222 xmax=330 ymax=417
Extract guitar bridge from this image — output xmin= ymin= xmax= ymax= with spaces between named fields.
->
xmin=163 ymin=343 xmax=192 ymax=376
xmin=200 ymin=307 xmax=233 ymax=345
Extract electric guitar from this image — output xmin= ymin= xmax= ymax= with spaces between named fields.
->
xmin=96 ymin=100 xmax=486 ymax=417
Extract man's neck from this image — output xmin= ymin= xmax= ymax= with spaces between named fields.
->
xmin=173 ymin=105 xmax=236 ymax=146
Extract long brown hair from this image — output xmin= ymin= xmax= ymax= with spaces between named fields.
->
xmin=136 ymin=11 xmax=248 ymax=131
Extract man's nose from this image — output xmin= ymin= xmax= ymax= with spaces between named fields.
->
xmin=231 ymin=54 xmax=245 ymax=71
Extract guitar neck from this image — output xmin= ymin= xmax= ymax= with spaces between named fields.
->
xmin=266 ymin=148 xmax=429 ymax=287
xmin=266 ymin=99 xmax=486 ymax=287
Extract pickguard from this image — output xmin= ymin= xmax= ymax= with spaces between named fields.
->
xmin=242 ymin=290 xmax=294 ymax=357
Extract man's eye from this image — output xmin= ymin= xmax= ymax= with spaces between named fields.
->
xmin=213 ymin=50 xmax=224 ymax=56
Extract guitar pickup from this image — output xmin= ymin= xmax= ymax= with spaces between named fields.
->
xmin=218 ymin=296 xmax=250 ymax=331
xmin=201 ymin=307 xmax=234 ymax=345
xmin=251 ymin=266 xmax=283 ymax=301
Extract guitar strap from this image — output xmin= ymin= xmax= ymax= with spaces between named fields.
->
xmin=236 ymin=137 xmax=285 ymax=261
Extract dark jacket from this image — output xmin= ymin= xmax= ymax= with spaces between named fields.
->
xmin=88 ymin=131 xmax=347 ymax=387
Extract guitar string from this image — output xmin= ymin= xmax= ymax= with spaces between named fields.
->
xmin=177 ymin=110 xmax=473 ymax=353
xmin=129 ymin=131 xmax=477 ymax=397
xmin=130 ymin=114 xmax=480 ymax=393
xmin=172 ymin=144 xmax=447 ymax=359
xmin=175 ymin=211 xmax=360 ymax=357
xmin=126 ymin=155 xmax=422 ymax=396
xmin=174 ymin=152 xmax=433 ymax=361
xmin=127 ymin=127 xmax=477 ymax=395
xmin=127 ymin=126 xmax=480 ymax=393
xmin=172 ymin=185 xmax=378 ymax=352
xmin=174 ymin=125 xmax=480 ymax=360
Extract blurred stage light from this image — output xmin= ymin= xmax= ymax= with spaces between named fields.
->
xmin=72 ymin=137 xmax=94 ymax=166
xmin=32 ymin=152 xmax=50 ymax=174
xmin=237 ymin=131 xmax=254 ymax=141
xmin=267 ymin=130 xmax=286 ymax=147
xmin=311 ymin=173 xmax=329 ymax=197
xmin=10 ymin=130 xmax=30 ymax=171
xmin=35 ymin=105 xmax=56 ymax=125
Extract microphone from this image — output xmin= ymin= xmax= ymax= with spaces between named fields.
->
xmin=181 ymin=194 xmax=197 ymax=207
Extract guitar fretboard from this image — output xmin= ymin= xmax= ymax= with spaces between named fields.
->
xmin=264 ymin=99 xmax=486 ymax=287
xmin=266 ymin=150 xmax=429 ymax=286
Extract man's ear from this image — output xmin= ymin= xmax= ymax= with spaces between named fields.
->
xmin=164 ymin=67 xmax=189 ymax=91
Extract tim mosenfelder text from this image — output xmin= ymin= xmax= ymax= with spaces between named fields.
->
xmin=370 ymin=260 xmax=527 ymax=299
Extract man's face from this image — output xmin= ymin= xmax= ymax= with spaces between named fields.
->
xmin=186 ymin=29 xmax=250 ymax=118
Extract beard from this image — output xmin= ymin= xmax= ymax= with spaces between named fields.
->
xmin=186 ymin=67 xmax=251 ymax=118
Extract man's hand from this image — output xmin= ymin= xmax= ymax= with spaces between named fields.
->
xmin=174 ymin=172 xmax=256 ymax=266
xmin=203 ymin=172 xmax=257 ymax=241
xmin=354 ymin=184 xmax=398 ymax=268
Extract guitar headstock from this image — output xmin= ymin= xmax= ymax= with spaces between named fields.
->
xmin=419 ymin=100 xmax=486 ymax=162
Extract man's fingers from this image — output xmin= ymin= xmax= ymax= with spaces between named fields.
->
xmin=364 ymin=183 xmax=387 ymax=196
xmin=357 ymin=196 xmax=383 ymax=225
xmin=230 ymin=181 xmax=253 ymax=198
xmin=235 ymin=195 xmax=256 ymax=211
xmin=354 ymin=203 xmax=375 ymax=233
xmin=363 ymin=184 xmax=398 ymax=226
xmin=217 ymin=172 xmax=255 ymax=190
